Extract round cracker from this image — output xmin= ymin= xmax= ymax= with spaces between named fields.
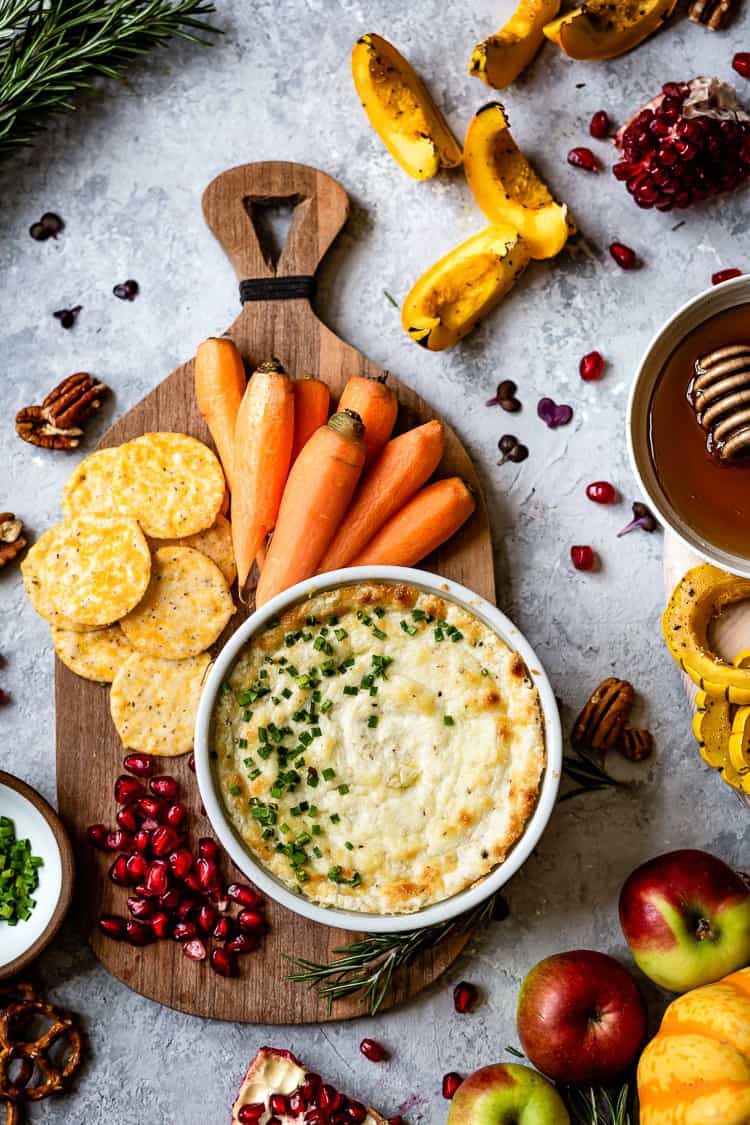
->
xmin=110 ymin=651 xmax=211 ymax=755
xmin=21 ymin=529 xmax=97 ymax=632
xmin=34 ymin=517 xmax=151 ymax=628
xmin=52 ymin=623 xmax=134 ymax=682
xmin=149 ymin=514 xmax=237 ymax=586
xmin=111 ymin=432 xmax=225 ymax=538
xmin=62 ymin=447 xmax=123 ymax=521
xmin=120 ymin=546 xmax=234 ymax=659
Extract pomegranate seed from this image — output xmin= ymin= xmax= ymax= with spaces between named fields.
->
xmin=150 ymin=911 xmax=171 ymax=939
xmin=164 ymin=802 xmax=187 ymax=828
xmin=237 ymin=1105 xmax=265 ymax=1123
xmin=733 ymin=52 xmax=750 ymax=79
xmin=145 ymin=860 xmax=170 ymax=896
xmin=197 ymin=903 xmax=218 ymax=932
xmin=360 ymin=1038 xmax=388 ymax=1062
xmin=105 ymin=829 xmax=134 ymax=852
xmin=86 ymin=824 xmax=108 ymax=849
xmin=123 ymin=752 xmax=156 ymax=777
xmin=182 ymin=938 xmax=207 ymax=961
xmin=347 ymin=1102 xmax=367 ymax=1123
xmin=609 ymin=241 xmax=637 ymax=269
xmin=184 ymin=870 xmax=203 ymax=893
xmin=116 ymin=806 xmax=139 ymax=833
xmin=586 ymin=480 xmax=617 ymax=504
xmin=125 ymin=920 xmax=154 ymax=946
xmin=125 ymin=852 xmax=148 ymax=883
xmin=237 ymin=909 xmax=265 ymax=934
xmin=198 ymin=837 xmax=220 ymax=859
xmin=571 ymin=545 xmax=597 ymax=571
xmin=388 ymin=1119 xmax=405 ymax=1125
xmin=303 ymin=1073 xmax=322 ymax=1100
xmin=304 ymin=1114 xmax=324 ymax=1125
xmin=712 ymin=267 xmax=742 ymax=285
xmin=567 ymin=146 xmax=600 ymax=171
xmin=175 ymin=895 xmax=196 ymax=919
xmin=138 ymin=796 xmax=164 ymax=820
xmin=194 ymin=856 xmax=218 ymax=889
xmin=613 ymin=161 xmax=638 ymax=181
xmin=188 ymin=752 xmax=196 ymax=772
xmin=227 ymin=933 xmax=259 ymax=955
xmin=150 ymin=826 xmax=181 ymax=857
xmin=320 ymin=1086 xmax=342 ymax=1111
xmin=289 ymin=1091 xmax=306 ymax=1114
xmin=149 ymin=775 xmax=178 ymax=799
xmin=579 ymin=350 xmax=604 ymax=381
xmin=172 ymin=920 xmax=197 ymax=942
xmin=453 ymin=981 xmax=479 ymax=1013
xmin=126 ymin=895 xmax=153 ymax=920
xmin=168 ymin=847 xmax=194 ymax=880
xmin=109 ymin=855 xmax=130 ymax=885
xmin=98 ymin=914 xmax=125 ymax=940
xmin=589 ymin=110 xmax=610 ymax=139
xmin=227 ymin=882 xmax=260 ymax=907
xmin=114 ymin=775 xmax=143 ymax=804
xmin=213 ymin=916 xmax=236 ymax=942
xmin=442 ymin=1073 xmax=463 ymax=1100
xmin=269 ymin=1095 xmax=290 ymax=1115
xmin=210 ymin=947 xmax=237 ymax=977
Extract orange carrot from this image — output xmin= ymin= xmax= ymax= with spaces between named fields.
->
xmin=195 ymin=337 xmax=246 ymax=492
xmin=319 ymin=419 xmax=444 ymax=572
xmin=338 ymin=374 xmax=398 ymax=465
xmin=232 ymin=359 xmax=295 ymax=594
xmin=349 ymin=477 xmax=475 ymax=567
xmin=291 ymin=375 xmax=330 ymax=463
xmin=255 ymin=411 xmax=366 ymax=606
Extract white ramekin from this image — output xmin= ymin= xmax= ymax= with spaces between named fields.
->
xmin=627 ymin=273 xmax=750 ymax=578
xmin=195 ymin=566 xmax=562 ymax=934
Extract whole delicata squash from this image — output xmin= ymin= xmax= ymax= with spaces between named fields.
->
xmin=469 ymin=0 xmax=561 ymax=89
xmin=352 ymin=33 xmax=462 ymax=180
xmin=543 ymin=0 xmax=678 ymax=60
xmin=464 ymin=102 xmax=572 ymax=260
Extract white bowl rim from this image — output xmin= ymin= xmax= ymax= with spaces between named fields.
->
xmin=626 ymin=273 xmax=750 ymax=577
xmin=195 ymin=565 xmax=562 ymax=934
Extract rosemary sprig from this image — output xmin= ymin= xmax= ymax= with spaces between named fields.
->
xmin=289 ymin=889 xmax=501 ymax=1015
xmin=560 ymin=747 xmax=627 ymax=801
xmin=565 ymin=1083 xmax=634 ymax=1125
xmin=0 ymin=0 xmax=220 ymax=157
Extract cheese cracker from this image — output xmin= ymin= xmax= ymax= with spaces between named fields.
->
xmin=149 ymin=514 xmax=237 ymax=586
xmin=110 ymin=651 xmax=211 ymax=755
xmin=62 ymin=447 xmax=123 ymax=520
xmin=52 ymin=623 xmax=134 ymax=682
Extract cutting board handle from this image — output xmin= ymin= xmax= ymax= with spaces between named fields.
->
xmin=202 ymin=161 xmax=350 ymax=286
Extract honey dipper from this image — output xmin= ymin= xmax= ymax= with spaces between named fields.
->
xmin=689 ymin=343 xmax=750 ymax=461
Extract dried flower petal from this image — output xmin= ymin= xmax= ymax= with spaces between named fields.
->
xmin=113 ymin=279 xmax=139 ymax=301
xmin=537 ymin=397 xmax=573 ymax=428
xmin=617 ymin=501 xmax=658 ymax=537
xmin=53 ymin=305 xmax=82 ymax=329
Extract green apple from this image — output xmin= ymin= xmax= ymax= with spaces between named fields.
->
xmin=447 ymin=1063 xmax=570 ymax=1125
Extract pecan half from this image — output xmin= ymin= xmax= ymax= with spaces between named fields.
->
xmin=0 ymin=514 xmax=26 ymax=569
xmin=16 ymin=373 xmax=109 ymax=450
xmin=688 ymin=0 xmax=734 ymax=28
xmin=618 ymin=728 xmax=653 ymax=761
xmin=571 ymin=676 xmax=635 ymax=751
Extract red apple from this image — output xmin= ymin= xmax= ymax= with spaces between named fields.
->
xmin=446 ymin=1063 xmax=570 ymax=1125
xmin=516 ymin=949 xmax=647 ymax=1083
xmin=619 ymin=848 xmax=750 ymax=993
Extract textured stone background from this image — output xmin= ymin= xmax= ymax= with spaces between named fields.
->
xmin=1 ymin=0 xmax=748 ymax=1120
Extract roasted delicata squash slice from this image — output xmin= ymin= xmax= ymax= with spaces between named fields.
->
xmin=352 ymin=33 xmax=462 ymax=180
xmin=470 ymin=0 xmax=561 ymax=89
xmin=728 ymin=706 xmax=750 ymax=772
xmin=401 ymin=224 xmax=530 ymax=351
xmin=543 ymin=0 xmax=678 ymax=60
xmin=464 ymin=102 xmax=572 ymax=260
xmin=662 ymin=564 xmax=750 ymax=704
xmin=692 ymin=690 xmax=731 ymax=769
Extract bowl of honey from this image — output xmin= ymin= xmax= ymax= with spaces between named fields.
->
xmin=628 ymin=274 xmax=750 ymax=577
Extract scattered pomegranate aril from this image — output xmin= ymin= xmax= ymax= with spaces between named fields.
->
xmin=586 ymin=480 xmax=617 ymax=504
xmin=197 ymin=903 xmax=218 ymax=932
xmin=227 ymin=882 xmax=260 ymax=907
xmin=126 ymin=895 xmax=153 ymax=920
xmin=105 ymin=829 xmax=134 ymax=853
xmin=359 ymin=1038 xmax=388 ymax=1062
xmin=579 ymin=350 xmax=605 ymax=381
xmin=123 ymin=752 xmax=156 ymax=777
xmin=442 ymin=1073 xmax=463 ymax=1100
xmin=125 ymin=852 xmax=148 ymax=883
xmin=108 ymin=855 xmax=130 ymax=886
xmin=589 ymin=110 xmax=611 ymax=139
xmin=150 ymin=911 xmax=171 ymax=939
xmin=237 ymin=1104 xmax=265 ymax=1123
xmin=150 ymin=826 xmax=181 ymax=857
xmin=182 ymin=938 xmax=207 ymax=961
xmin=113 ymin=279 xmax=139 ymax=301
xmin=226 ymin=933 xmax=259 ymax=956
xmin=168 ymin=847 xmax=194 ymax=880
xmin=571 ymin=545 xmax=597 ymax=571
xmin=98 ymin=914 xmax=125 ymax=940
xmin=237 ymin=908 xmax=265 ymax=934
xmin=289 ymin=1091 xmax=306 ymax=1115
xmin=133 ymin=828 xmax=151 ymax=853
xmin=149 ymin=775 xmax=178 ymax=800
xmin=125 ymin=920 xmax=154 ymax=946
xmin=453 ymin=980 xmax=479 ymax=1014
xmin=210 ymin=947 xmax=237 ymax=977
xmin=712 ymin=267 xmax=742 ymax=284
xmin=86 ymin=823 xmax=108 ymax=849
xmin=609 ymin=242 xmax=638 ymax=269
xmin=116 ymin=806 xmax=139 ymax=834
xmin=164 ymin=802 xmax=187 ymax=828
xmin=138 ymin=796 xmax=164 ymax=820
xmin=114 ymin=775 xmax=144 ymax=804
xmin=172 ymin=920 xmax=197 ymax=942
xmin=144 ymin=860 xmax=170 ymax=897
xmin=567 ymin=146 xmax=600 ymax=171
xmin=175 ymin=894 xmax=196 ymax=919
xmin=347 ymin=1101 xmax=368 ymax=1123
xmin=733 ymin=53 xmax=750 ymax=80
xmin=269 ymin=1094 xmax=290 ymax=1115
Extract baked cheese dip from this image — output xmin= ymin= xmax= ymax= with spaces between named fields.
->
xmin=212 ymin=582 xmax=545 ymax=914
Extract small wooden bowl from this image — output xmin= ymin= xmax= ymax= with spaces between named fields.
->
xmin=0 ymin=772 xmax=74 ymax=980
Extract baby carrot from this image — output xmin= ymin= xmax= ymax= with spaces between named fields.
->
xmin=194 ymin=337 xmax=246 ymax=492
xmin=319 ymin=418 xmax=444 ymax=571
xmin=291 ymin=375 xmax=330 ymax=463
xmin=232 ymin=359 xmax=295 ymax=594
xmin=255 ymin=410 xmax=366 ymax=606
xmin=338 ymin=373 xmax=398 ymax=465
xmin=349 ymin=477 xmax=475 ymax=567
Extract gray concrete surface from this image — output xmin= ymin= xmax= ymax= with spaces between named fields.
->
xmin=1 ymin=0 xmax=748 ymax=1120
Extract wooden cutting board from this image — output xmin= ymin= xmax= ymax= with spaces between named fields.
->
xmin=55 ymin=161 xmax=496 ymax=1023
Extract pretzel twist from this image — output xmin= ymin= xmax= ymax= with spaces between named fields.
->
xmin=0 ymin=999 xmax=82 ymax=1102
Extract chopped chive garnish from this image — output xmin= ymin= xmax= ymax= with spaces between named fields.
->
xmin=434 ymin=627 xmax=444 ymax=641
xmin=374 ymin=606 xmax=385 ymax=618
xmin=229 ymin=784 xmax=241 ymax=796
xmin=282 ymin=687 xmax=292 ymax=699
xmin=311 ymin=824 xmax=322 ymax=836
xmin=338 ymin=784 xmax=350 ymax=795
xmin=343 ymin=685 xmax=358 ymax=696
xmin=242 ymin=710 xmax=252 ymax=722
xmin=320 ymin=699 xmax=333 ymax=713
xmin=334 ymin=627 xmax=348 ymax=641
xmin=443 ymin=715 xmax=455 ymax=727
xmin=345 ymin=841 xmax=354 ymax=850
xmin=330 ymin=812 xmax=341 ymax=824
xmin=279 ymin=823 xmax=290 ymax=835
xmin=400 ymin=620 xmax=417 ymax=636
xmin=367 ymin=715 xmax=379 ymax=729
xmin=372 ymin=627 xmax=387 ymax=640
xmin=322 ymin=768 xmax=335 ymax=781
xmin=248 ymin=768 xmax=261 ymax=780
xmin=238 ymin=738 xmax=248 ymax=749
xmin=313 ymin=846 xmax=322 ymax=858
